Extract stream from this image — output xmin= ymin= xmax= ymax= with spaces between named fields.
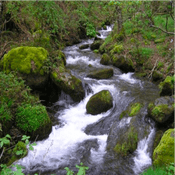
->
xmin=16 ymin=26 xmax=160 ymax=175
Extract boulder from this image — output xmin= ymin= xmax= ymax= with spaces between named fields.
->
xmin=112 ymin=55 xmax=134 ymax=73
xmin=87 ymin=68 xmax=113 ymax=79
xmin=51 ymin=66 xmax=85 ymax=102
xmin=153 ymin=128 xmax=174 ymax=166
xmin=79 ymin=44 xmax=89 ymax=50
xmin=90 ymin=40 xmax=103 ymax=50
xmin=148 ymin=96 xmax=174 ymax=124
xmin=86 ymin=90 xmax=113 ymax=115
xmin=2 ymin=46 xmax=49 ymax=90
xmin=159 ymin=76 xmax=174 ymax=96
xmin=100 ymin=53 xmax=111 ymax=65
xmin=16 ymin=104 xmax=52 ymax=140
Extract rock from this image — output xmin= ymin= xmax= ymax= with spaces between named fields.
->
xmin=159 ymin=76 xmax=174 ymax=96
xmin=152 ymin=71 xmax=163 ymax=81
xmin=103 ymin=25 xmax=107 ymax=30
xmin=96 ymin=32 xmax=101 ymax=36
xmin=153 ymin=130 xmax=164 ymax=151
xmin=2 ymin=46 xmax=49 ymax=90
xmin=16 ymin=104 xmax=52 ymax=140
xmin=87 ymin=68 xmax=113 ymax=79
xmin=100 ymin=53 xmax=111 ymax=65
xmin=112 ymin=55 xmax=134 ymax=73
xmin=113 ymin=126 xmax=138 ymax=157
xmin=86 ymin=90 xmax=113 ymax=115
xmin=79 ymin=44 xmax=89 ymax=50
xmin=51 ymin=66 xmax=85 ymax=102
xmin=94 ymin=36 xmax=102 ymax=41
xmin=148 ymin=96 xmax=174 ymax=125
xmin=153 ymin=129 xmax=174 ymax=166
xmin=90 ymin=40 xmax=103 ymax=50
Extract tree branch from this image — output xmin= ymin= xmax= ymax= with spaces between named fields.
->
xmin=150 ymin=24 xmax=175 ymax=35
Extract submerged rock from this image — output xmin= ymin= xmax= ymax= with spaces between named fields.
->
xmin=153 ymin=128 xmax=174 ymax=166
xmin=86 ymin=90 xmax=113 ymax=115
xmin=148 ymin=96 xmax=174 ymax=125
xmin=79 ymin=44 xmax=89 ymax=50
xmin=112 ymin=55 xmax=134 ymax=73
xmin=2 ymin=46 xmax=49 ymax=90
xmin=51 ymin=66 xmax=85 ymax=102
xmin=87 ymin=68 xmax=113 ymax=79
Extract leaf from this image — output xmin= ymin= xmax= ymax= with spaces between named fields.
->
xmin=29 ymin=145 xmax=34 ymax=151
xmin=16 ymin=150 xmax=23 ymax=155
xmin=5 ymin=134 xmax=11 ymax=139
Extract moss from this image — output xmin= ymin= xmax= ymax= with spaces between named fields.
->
xmin=152 ymin=71 xmax=163 ymax=81
xmin=119 ymin=110 xmax=128 ymax=120
xmin=114 ymin=127 xmax=138 ymax=156
xmin=7 ymin=141 xmax=27 ymax=166
xmin=154 ymin=38 xmax=165 ymax=44
xmin=151 ymin=104 xmax=171 ymax=122
xmin=159 ymin=76 xmax=174 ymax=96
xmin=86 ymin=90 xmax=113 ymax=115
xmin=129 ymin=103 xmax=142 ymax=116
xmin=100 ymin=53 xmax=111 ymax=65
xmin=16 ymin=104 xmax=51 ymax=133
xmin=52 ymin=71 xmax=58 ymax=79
xmin=93 ymin=49 xmax=99 ymax=53
xmin=153 ymin=129 xmax=174 ymax=166
xmin=2 ymin=46 xmax=48 ymax=75
xmin=110 ymin=44 xmax=124 ymax=55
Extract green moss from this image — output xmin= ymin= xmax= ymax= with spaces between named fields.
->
xmin=129 ymin=103 xmax=142 ymax=116
xmin=157 ymin=61 xmax=164 ymax=70
xmin=153 ymin=129 xmax=174 ymax=166
xmin=154 ymin=38 xmax=165 ymax=44
xmin=110 ymin=44 xmax=123 ymax=55
xmin=16 ymin=104 xmax=50 ymax=133
xmin=2 ymin=46 xmax=48 ymax=75
xmin=114 ymin=127 xmax=138 ymax=156
xmin=93 ymin=50 xmax=99 ymax=53
xmin=52 ymin=71 xmax=58 ymax=79
xmin=119 ymin=110 xmax=128 ymax=120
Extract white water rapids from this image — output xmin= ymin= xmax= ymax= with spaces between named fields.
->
xmin=15 ymin=25 xmax=157 ymax=175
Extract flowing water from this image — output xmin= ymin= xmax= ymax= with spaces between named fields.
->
xmin=16 ymin=26 xmax=159 ymax=175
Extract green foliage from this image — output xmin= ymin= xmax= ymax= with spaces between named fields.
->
xmin=65 ymin=162 xmax=89 ymax=175
xmin=157 ymin=61 xmax=164 ymax=70
xmin=86 ymin=22 xmax=96 ymax=37
xmin=0 ymin=135 xmax=11 ymax=148
xmin=110 ymin=44 xmax=124 ymax=55
xmin=16 ymin=104 xmax=50 ymax=133
xmin=0 ymin=164 xmax=24 ymax=175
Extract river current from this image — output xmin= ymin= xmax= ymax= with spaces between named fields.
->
xmin=16 ymin=26 xmax=159 ymax=175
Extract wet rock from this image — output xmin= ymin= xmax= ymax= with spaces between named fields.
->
xmin=148 ymin=96 xmax=174 ymax=125
xmin=90 ymin=40 xmax=103 ymax=50
xmin=100 ymin=53 xmax=111 ymax=65
xmin=103 ymin=25 xmax=107 ymax=30
xmin=79 ymin=44 xmax=89 ymax=50
xmin=112 ymin=55 xmax=134 ymax=73
xmin=153 ymin=128 xmax=174 ymax=166
xmin=94 ymin=36 xmax=102 ymax=41
xmin=153 ymin=130 xmax=164 ymax=151
xmin=51 ymin=66 xmax=85 ymax=102
xmin=87 ymin=68 xmax=113 ymax=79
xmin=159 ymin=76 xmax=174 ymax=96
xmin=2 ymin=46 xmax=49 ymax=90
xmin=86 ymin=90 xmax=113 ymax=115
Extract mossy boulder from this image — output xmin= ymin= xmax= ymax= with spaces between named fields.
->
xmin=90 ymin=40 xmax=103 ymax=50
xmin=114 ymin=126 xmax=138 ymax=157
xmin=87 ymin=68 xmax=113 ymax=79
xmin=2 ymin=46 xmax=49 ymax=89
xmin=16 ymin=104 xmax=52 ymax=140
xmin=159 ymin=76 xmax=174 ymax=96
xmin=112 ymin=55 xmax=134 ymax=73
xmin=7 ymin=141 xmax=27 ymax=166
xmin=79 ymin=44 xmax=89 ymax=50
xmin=86 ymin=90 xmax=113 ymax=115
xmin=152 ymin=71 xmax=163 ymax=81
xmin=100 ymin=53 xmax=111 ymax=65
xmin=51 ymin=66 xmax=85 ymax=102
xmin=148 ymin=96 xmax=174 ymax=124
xmin=153 ymin=130 xmax=164 ymax=151
xmin=153 ymin=129 xmax=174 ymax=166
